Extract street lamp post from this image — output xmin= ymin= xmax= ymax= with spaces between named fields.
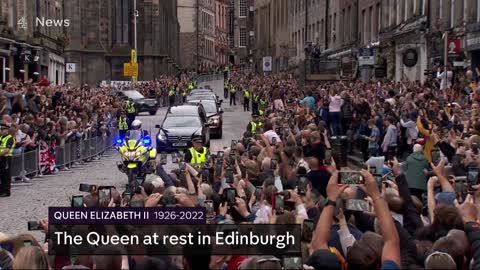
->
xmin=197 ymin=0 xmax=199 ymax=73
xmin=134 ymin=0 xmax=138 ymax=64
xmin=443 ymin=31 xmax=448 ymax=94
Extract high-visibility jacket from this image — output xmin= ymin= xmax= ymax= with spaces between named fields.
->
xmin=0 ymin=134 xmax=15 ymax=157
xmin=250 ymin=121 xmax=263 ymax=134
xmin=118 ymin=117 xmax=128 ymax=130
xmin=224 ymin=81 xmax=229 ymax=89
xmin=253 ymin=95 xmax=259 ymax=103
xmin=258 ymin=109 xmax=264 ymax=116
xmin=182 ymin=90 xmax=187 ymax=96
xmin=188 ymin=83 xmax=194 ymax=90
xmin=244 ymin=89 xmax=250 ymax=98
xmin=168 ymin=89 xmax=175 ymax=97
xmin=260 ymin=99 xmax=267 ymax=107
xmin=189 ymin=147 xmax=207 ymax=165
xmin=126 ymin=101 xmax=136 ymax=113
xmin=230 ymin=86 xmax=236 ymax=94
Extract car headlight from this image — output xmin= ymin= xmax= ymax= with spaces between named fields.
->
xmin=158 ymin=130 xmax=167 ymax=141
xmin=209 ymin=117 xmax=219 ymax=124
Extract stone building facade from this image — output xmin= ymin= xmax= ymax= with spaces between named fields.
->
xmin=64 ymin=0 xmax=180 ymax=85
xmin=285 ymin=0 xmax=358 ymax=77
xmin=0 ymin=0 xmax=66 ymax=84
xmin=178 ymin=0 xmax=217 ymax=71
xmin=229 ymin=0 xmax=255 ymax=67
xmin=237 ymin=0 xmax=480 ymax=82
xmin=466 ymin=0 xmax=480 ymax=69
xmin=215 ymin=0 xmax=229 ymax=66
xmin=254 ymin=0 xmax=291 ymax=73
xmin=376 ymin=0 xmax=428 ymax=82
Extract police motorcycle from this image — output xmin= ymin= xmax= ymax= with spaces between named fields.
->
xmin=115 ymin=120 xmax=157 ymax=189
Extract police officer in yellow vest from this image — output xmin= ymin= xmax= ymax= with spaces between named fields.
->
xmin=246 ymin=114 xmax=263 ymax=135
xmin=125 ymin=98 xmax=136 ymax=130
xmin=243 ymin=88 xmax=250 ymax=112
xmin=259 ymin=97 xmax=268 ymax=116
xmin=118 ymin=111 xmax=129 ymax=140
xmin=252 ymin=93 xmax=259 ymax=115
xmin=0 ymin=124 xmax=15 ymax=197
xmin=224 ymin=79 xmax=229 ymax=98
xmin=185 ymin=136 xmax=208 ymax=168
xmin=229 ymin=84 xmax=237 ymax=106
xmin=168 ymin=86 xmax=176 ymax=106
xmin=188 ymin=83 xmax=194 ymax=91
xmin=182 ymin=88 xmax=188 ymax=103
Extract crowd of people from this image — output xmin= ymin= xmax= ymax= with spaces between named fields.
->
xmin=2 ymin=67 xmax=480 ymax=270
xmin=0 ymin=72 xmax=199 ymax=198
xmin=0 ymin=78 xmax=123 ymax=197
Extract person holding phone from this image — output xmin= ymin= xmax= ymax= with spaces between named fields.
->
xmin=427 ymin=159 xmax=456 ymax=220
xmin=262 ymin=122 xmax=281 ymax=146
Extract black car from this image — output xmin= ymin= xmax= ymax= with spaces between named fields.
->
xmin=114 ymin=90 xmax=159 ymax=115
xmin=188 ymin=99 xmax=223 ymax=138
xmin=155 ymin=104 xmax=211 ymax=152
xmin=187 ymin=91 xmax=222 ymax=106
xmin=189 ymin=88 xmax=214 ymax=95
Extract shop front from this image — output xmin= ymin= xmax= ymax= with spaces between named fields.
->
xmin=466 ymin=28 xmax=480 ymax=71
xmin=48 ymin=52 xmax=65 ymax=85
xmin=0 ymin=52 xmax=7 ymax=83
xmin=394 ymin=34 xmax=428 ymax=83
xmin=0 ymin=40 xmax=17 ymax=83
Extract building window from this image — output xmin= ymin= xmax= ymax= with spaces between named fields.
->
xmin=239 ymin=0 xmax=247 ymax=17
xmin=369 ymin=6 xmax=373 ymax=43
xmin=333 ymin=13 xmax=336 ymax=31
xmin=439 ymin=0 xmax=443 ymax=22
xmin=361 ymin=9 xmax=365 ymax=44
xmin=450 ymin=0 xmax=454 ymax=28
xmin=477 ymin=0 xmax=480 ymax=22
xmin=391 ymin=0 xmax=396 ymax=26
xmin=347 ymin=7 xmax=351 ymax=43
xmin=376 ymin=3 xmax=381 ymax=40
xmin=341 ymin=9 xmax=345 ymax=44
xmin=239 ymin=28 xmax=247 ymax=47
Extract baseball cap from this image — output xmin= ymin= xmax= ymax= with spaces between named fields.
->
xmin=435 ymin=191 xmax=456 ymax=206
xmin=306 ymin=249 xmax=342 ymax=270
xmin=192 ymin=136 xmax=203 ymax=144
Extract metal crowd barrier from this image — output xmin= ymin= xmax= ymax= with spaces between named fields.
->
xmin=196 ymin=72 xmax=224 ymax=83
xmin=10 ymin=129 xmax=119 ymax=178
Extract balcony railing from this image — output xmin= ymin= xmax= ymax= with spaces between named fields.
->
xmin=305 ymin=58 xmax=344 ymax=81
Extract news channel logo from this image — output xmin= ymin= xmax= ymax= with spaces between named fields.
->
xmin=17 ymin=16 xmax=70 ymax=30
